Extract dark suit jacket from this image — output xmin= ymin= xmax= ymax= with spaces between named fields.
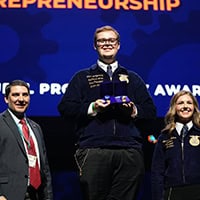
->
xmin=0 ymin=110 xmax=53 ymax=200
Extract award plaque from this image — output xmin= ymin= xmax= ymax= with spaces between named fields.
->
xmin=100 ymin=81 xmax=130 ymax=104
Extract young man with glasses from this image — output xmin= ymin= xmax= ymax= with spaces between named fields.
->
xmin=58 ymin=25 xmax=156 ymax=200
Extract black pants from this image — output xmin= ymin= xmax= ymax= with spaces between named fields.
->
xmin=164 ymin=184 xmax=200 ymax=200
xmin=24 ymin=186 xmax=38 ymax=200
xmin=75 ymin=148 xmax=145 ymax=200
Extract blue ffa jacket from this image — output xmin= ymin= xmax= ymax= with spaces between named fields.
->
xmin=151 ymin=126 xmax=200 ymax=200
xmin=58 ymin=64 xmax=156 ymax=149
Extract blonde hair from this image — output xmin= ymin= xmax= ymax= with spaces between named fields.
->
xmin=163 ymin=90 xmax=200 ymax=133
xmin=94 ymin=25 xmax=120 ymax=45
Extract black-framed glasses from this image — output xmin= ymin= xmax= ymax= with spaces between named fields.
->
xmin=96 ymin=38 xmax=118 ymax=46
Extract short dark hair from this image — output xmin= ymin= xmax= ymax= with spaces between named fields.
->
xmin=5 ymin=80 xmax=30 ymax=98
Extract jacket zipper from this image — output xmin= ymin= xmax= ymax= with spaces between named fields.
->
xmin=181 ymin=137 xmax=186 ymax=183
xmin=113 ymin=120 xmax=116 ymax=135
xmin=167 ymin=187 xmax=172 ymax=200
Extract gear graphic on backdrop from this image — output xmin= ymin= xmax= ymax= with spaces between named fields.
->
xmin=124 ymin=11 xmax=200 ymax=79
xmin=100 ymin=9 xmax=200 ymax=80
xmin=0 ymin=9 xmax=58 ymax=82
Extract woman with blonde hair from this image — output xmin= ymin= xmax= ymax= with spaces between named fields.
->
xmin=151 ymin=90 xmax=200 ymax=200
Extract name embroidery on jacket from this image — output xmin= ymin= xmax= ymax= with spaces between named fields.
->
xmin=87 ymin=74 xmax=104 ymax=88
xmin=163 ymin=136 xmax=176 ymax=149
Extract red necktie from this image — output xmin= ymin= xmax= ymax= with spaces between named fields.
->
xmin=20 ymin=118 xmax=41 ymax=189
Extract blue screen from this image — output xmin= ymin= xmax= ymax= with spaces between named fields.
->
xmin=0 ymin=0 xmax=200 ymax=117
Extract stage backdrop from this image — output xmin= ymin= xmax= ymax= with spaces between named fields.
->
xmin=0 ymin=0 xmax=200 ymax=117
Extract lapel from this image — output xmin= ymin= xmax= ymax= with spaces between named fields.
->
xmin=3 ymin=110 xmax=27 ymax=156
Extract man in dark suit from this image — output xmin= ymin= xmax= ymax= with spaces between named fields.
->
xmin=0 ymin=80 xmax=53 ymax=200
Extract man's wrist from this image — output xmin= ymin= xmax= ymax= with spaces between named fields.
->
xmin=92 ymin=102 xmax=97 ymax=112
xmin=131 ymin=105 xmax=137 ymax=118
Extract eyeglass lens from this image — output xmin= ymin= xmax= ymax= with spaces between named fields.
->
xmin=96 ymin=38 xmax=118 ymax=45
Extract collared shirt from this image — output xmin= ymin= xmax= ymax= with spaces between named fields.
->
xmin=176 ymin=121 xmax=193 ymax=136
xmin=97 ymin=59 xmax=118 ymax=73
xmin=8 ymin=109 xmax=41 ymax=168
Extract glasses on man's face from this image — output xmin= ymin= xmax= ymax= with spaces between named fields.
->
xmin=96 ymin=38 xmax=118 ymax=46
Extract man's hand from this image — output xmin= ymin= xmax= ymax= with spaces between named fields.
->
xmin=0 ymin=196 xmax=7 ymax=200
xmin=118 ymin=101 xmax=137 ymax=117
xmin=92 ymin=99 xmax=111 ymax=113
